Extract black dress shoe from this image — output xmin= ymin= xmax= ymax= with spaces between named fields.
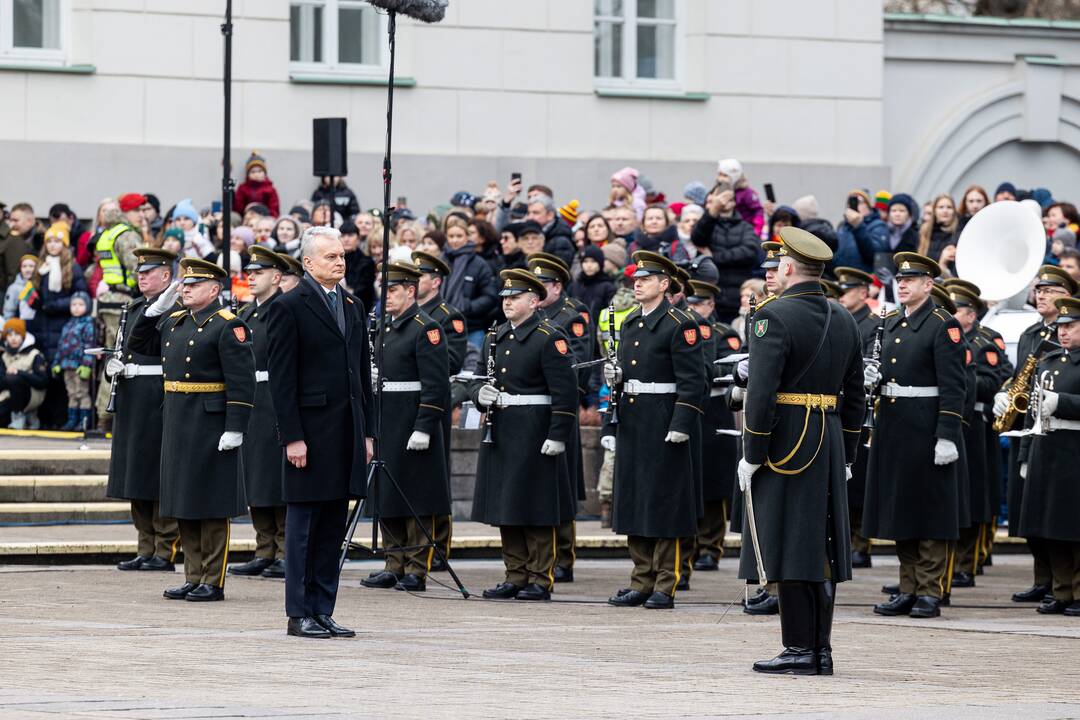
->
xmin=429 ymin=556 xmax=449 ymax=573
xmin=951 ymin=571 xmax=975 ymax=588
xmin=744 ymin=594 xmax=779 ymax=615
xmin=881 ymin=583 xmax=900 ymax=595
xmin=693 ymin=554 xmax=719 ymax=571
xmin=939 ymin=592 xmax=951 ymax=607
xmin=482 ymin=582 xmax=522 ymax=599
xmin=261 ymin=558 xmax=286 ymax=578
xmin=228 ymin=556 xmax=273 ymax=576
xmin=137 ymin=555 xmax=175 ymax=572
xmin=314 ymin=614 xmax=356 ymax=637
xmin=395 ymin=573 xmax=426 ymax=592
xmin=851 ymin=550 xmax=872 ymax=568
xmin=553 ymin=565 xmax=574 ymax=583
xmin=361 ymin=570 xmax=399 ymax=589
xmin=608 ymin=589 xmax=650 ymax=607
xmin=288 ymin=616 xmax=330 ymax=639
xmin=745 ymin=587 xmax=769 ymax=606
xmin=644 ymin=591 xmax=674 ymax=609
xmin=1037 ymin=598 xmax=1068 ymax=614
xmin=909 ymin=595 xmax=941 ymax=618
xmin=1012 ymin=584 xmax=1050 ymax=603
xmin=753 ymin=648 xmax=819 ymax=675
xmin=676 ymin=576 xmax=690 ymax=592
xmin=1065 ymin=602 xmax=1080 ymax=617
xmin=873 ymin=592 xmax=916 ymax=616
xmin=982 ymin=554 xmax=993 ymax=567
xmin=516 ymin=583 xmax=552 ymax=601
xmin=185 ymin=583 xmax=224 ymax=602
xmin=117 ymin=555 xmax=150 ymax=571
xmin=163 ymin=582 xmax=199 ymax=600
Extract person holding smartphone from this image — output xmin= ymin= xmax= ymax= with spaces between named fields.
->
xmin=832 ymin=190 xmax=889 ymax=274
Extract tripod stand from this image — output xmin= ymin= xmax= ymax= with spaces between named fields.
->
xmin=338 ymin=9 xmax=468 ymax=599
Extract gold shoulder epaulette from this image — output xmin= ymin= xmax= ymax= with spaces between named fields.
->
xmin=755 ymin=295 xmax=779 ymax=311
xmin=884 ymin=309 xmax=899 ymax=318
xmin=439 ymin=303 xmax=450 ymax=314
xmin=413 ymin=315 xmax=426 ymax=326
xmin=169 ymin=309 xmax=185 ymax=318
xmin=931 ymin=308 xmax=951 ymax=323
xmin=536 ymin=323 xmax=552 ymax=336
xmin=217 ymin=308 xmax=236 ymax=321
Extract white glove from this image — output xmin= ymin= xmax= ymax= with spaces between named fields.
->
xmin=603 ymin=362 xmax=622 ymax=387
xmin=933 ymin=438 xmax=958 ymax=466
xmin=601 ymin=434 xmax=616 ymax=452
xmin=992 ymin=391 xmax=1009 ymax=418
xmin=370 ymin=365 xmax=379 ymax=386
xmin=1041 ymin=390 xmax=1059 ymax=418
xmin=145 ymin=281 xmax=181 ymax=317
xmin=217 ymin=431 xmax=243 ymax=451
xmin=476 ymin=383 xmax=500 ymax=409
xmin=863 ymin=362 xmax=882 ymax=390
xmin=845 ymin=464 xmax=853 ymax=482
xmin=105 ymin=357 xmax=125 ymax=378
xmin=664 ymin=430 xmax=689 ymax=444
xmin=737 ymin=359 xmax=749 ymax=381
xmin=406 ymin=430 xmax=430 ymax=451
xmin=1020 ymin=462 xmax=1028 ymax=479
xmin=540 ymin=439 xmax=566 ymax=456
xmin=738 ymin=459 xmax=761 ymax=492
xmin=731 ymin=386 xmax=746 ymax=404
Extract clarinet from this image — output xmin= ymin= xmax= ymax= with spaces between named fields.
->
xmin=863 ymin=304 xmax=887 ymax=434
xmin=605 ymin=303 xmax=620 ymax=425
xmin=482 ymin=321 xmax=498 ymax=444
xmin=105 ymin=304 xmax=130 ymax=414
xmin=368 ymin=309 xmax=379 ymax=395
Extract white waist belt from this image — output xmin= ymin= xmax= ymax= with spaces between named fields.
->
xmin=383 ymin=381 xmax=422 ymax=392
xmin=255 ymin=370 xmax=269 ymax=383
xmin=974 ymin=401 xmax=987 ymax=413
xmin=1048 ymin=418 xmax=1080 ymax=432
xmin=498 ymin=393 xmax=551 ymax=406
xmin=881 ymin=383 xmax=939 ymax=398
xmin=123 ymin=363 xmax=162 ymax=378
xmin=624 ymin=380 xmax=677 ymax=395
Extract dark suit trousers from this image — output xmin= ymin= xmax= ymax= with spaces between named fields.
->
xmin=285 ymin=499 xmax=349 ymax=618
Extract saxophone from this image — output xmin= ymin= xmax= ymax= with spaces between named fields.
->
xmin=993 ymin=353 xmax=1039 ymax=433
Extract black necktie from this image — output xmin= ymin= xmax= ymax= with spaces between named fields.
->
xmin=327 ymin=290 xmax=338 ymax=311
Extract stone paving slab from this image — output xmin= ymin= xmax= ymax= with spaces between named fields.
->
xmin=0 ymin=556 xmax=1078 ymax=719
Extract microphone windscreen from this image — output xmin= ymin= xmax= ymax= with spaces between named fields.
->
xmin=366 ymin=0 xmax=447 ymax=23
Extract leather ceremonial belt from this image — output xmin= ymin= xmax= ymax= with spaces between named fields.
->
xmin=775 ymin=392 xmax=838 ymax=410
xmin=255 ymin=370 xmax=269 ymax=383
xmin=881 ymin=383 xmax=939 ymax=398
xmin=163 ymin=381 xmax=225 ymax=393
xmin=382 ymin=381 xmax=421 ymax=392
xmin=123 ymin=364 xmax=162 ymax=378
xmin=1047 ymin=418 xmax=1080 ymax=432
xmin=497 ymin=393 xmax=551 ymax=406
xmin=623 ymin=380 xmax=677 ymax=395
xmin=765 ymin=391 xmax=837 ymax=476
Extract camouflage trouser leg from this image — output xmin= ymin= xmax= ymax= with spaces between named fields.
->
xmin=597 ymin=449 xmax=615 ymax=503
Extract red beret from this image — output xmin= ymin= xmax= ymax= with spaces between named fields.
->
xmin=623 ymin=263 xmax=638 ymax=279
xmin=119 ymin=193 xmax=147 ymax=212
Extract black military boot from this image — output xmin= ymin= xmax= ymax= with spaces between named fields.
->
xmin=117 ymin=555 xmax=150 ymax=571
xmin=1012 ymin=584 xmax=1050 ymax=603
xmin=228 ymin=557 xmax=273 ymax=576
xmin=361 ymin=570 xmax=399 ymax=589
xmin=951 ymin=571 xmax=975 ymax=588
xmin=744 ymin=591 xmax=779 ymax=615
xmin=753 ymin=582 xmax=818 ymax=675
xmin=138 ymin=555 xmax=175 ymax=572
xmin=693 ymin=554 xmax=719 ymax=571
xmin=814 ymin=581 xmax=835 ymax=675
xmin=874 ymin=592 xmax=916 ymax=616
xmin=850 ymin=550 xmax=872 ymax=569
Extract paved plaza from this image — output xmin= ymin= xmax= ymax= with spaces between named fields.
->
xmin=1 ymin=555 xmax=1079 ymax=719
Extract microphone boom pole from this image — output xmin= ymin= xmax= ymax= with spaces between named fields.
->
xmin=220 ymin=0 xmax=234 ymax=307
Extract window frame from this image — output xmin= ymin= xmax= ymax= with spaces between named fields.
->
xmin=593 ymin=0 xmax=683 ymax=92
xmin=289 ymin=0 xmax=388 ymax=79
xmin=0 ymin=0 xmax=71 ymax=68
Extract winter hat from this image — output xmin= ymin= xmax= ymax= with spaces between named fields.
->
xmin=70 ymin=291 xmax=91 ymax=309
xmin=995 ymin=181 xmax=1017 ymax=197
xmin=559 ymin=199 xmax=580 ymax=226
xmin=231 ymin=225 xmax=255 ymax=247
xmin=1031 ymin=187 xmax=1054 ymax=209
xmin=582 ymin=245 xmax=605 ymax=267
xmin=450 ymin=191 xmax=475 ymax=208
xmin=45 ymin=221 xmax=71 ymax=247
xmin=638 ymin=175 xmax=655 ymax=195
xmin=717 ymin=158 xmax=743 ymax=184
xmin=289 ymin=205 xmax=311 ymax=223
xmin=1053 ymin=226 xmax=1077 ymax=249
xmin=669 ymin=202 xmax=686 ymax=218
xmin=173 ymin=198 xmax=199 ymax=225
xmin=611 ymin=166 xmax=639 ymax=193
xmin=887 ymin=193 xmax=918 ymax=220
xmin=245 ymin=151 xmax=267 ymax=174
xmin=118 ymin=193 xmax=146 ymax=213
xmin=602 ymin=239 xmax=628 ymax=270
xmin=848 ymin=189 xmax=872 ymax=208
xmin=791 ymin=195 xmax=820 ymax=220
xmin=143 ymin=193 xmax=161 ymax=215
xmin=18 ymin=253 xmax=38 ymax=267
xmin=163 ymin=227 xmax=184 ymax=245
xmin=683 ymin=181 xmax=707 ymax=206
xmin=873 ymin=190 xmax=891 ymax=213
xmin=3 ymin=318 xmax=26 ymax=338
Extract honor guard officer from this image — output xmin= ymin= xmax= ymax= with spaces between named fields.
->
xmin=761 ymin=241 xmax=782 ymax=296
xmin=863 ymin=252 xmax=966 ymax=619
xmin=106 ymin=247 xmax=181 ymax=573
xmin=833 ymin=267 xmax=880 ymax=568
xmin=685 ymin=280 xmax=742 ymax=572
xmin=1018 ymin=297 xmax=1080 ymax=616
xmin=127 ymin=258 xmax=255 ymax=602
xmin=820 ymin=279 xmax=841 ymax=300
xmin=993 ymin=265 xmax=1077 ymax=605
xmin=277 ymin=252 xmax=304 ymax=293
xmin=528 ymin=253 xmax=591 ymax=584
xmin=412 ymin=250 xmax=468 ymax=572
xmin=737 ymin=227 xmax=865 ymax=676
xmin=229 ymin=247 xmax=289 ymax=579
xmin=604 ymin=251 xmax=706 ymax=610
xmin=468 ymin=269 xmax=578 ymax=601
xmin=360 ymin=262 xmax=451 ymax=593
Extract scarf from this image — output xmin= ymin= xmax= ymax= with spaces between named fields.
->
xmin=41 ymin=255 xmax=63 ymax=292
xmin=443 ymin=241 xmax=477 ymax=308
xmin=888 ymin=219 xmax=912 ymax=250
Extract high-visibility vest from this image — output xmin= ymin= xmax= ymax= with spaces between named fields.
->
xmin=95 ymin=224 xmax=137 ymax=289
xmin=597 ymin=301 xmax=636 ymax=355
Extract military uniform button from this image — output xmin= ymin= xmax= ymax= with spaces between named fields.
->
xmin=631 ymin=360 xmax=637 ymax=365
xmin=638 ymin=322 xmax=644 ymax=328
xmin=189 ymin=340 xmax=194 ymax=346
xmin=629 ymin=397 xmax=635 ymax=404
xmin=901 ymin=322 xmax=907 ymax=328
xmin=165 ymin=342 xmax=170 ymax=347
xmin=508 ymin=334 xmax=514 ymax=339
xmin=890 ymin=398 xmax=896 ymax=404
xmin=186 ymin=357 xmax=191 ymax=362
xmin=197 ymin=328 xmax=203 ymax=332
xmin=127 ymin=354 xmax=132 ymax=360
xmin=505 ymin=350 xmax=510 ymax=355
xmin=501 ymin=368 xmax=507 ymax=373
xmin=890 ymin=358 xmax=897 ymax=363
xmin=185 ymin=373 xmax=190 ymax=378
xmin=894 ymin=338 xmax=901 ymax=343
xmin=634 ymin=341 xmax=639 ymax=346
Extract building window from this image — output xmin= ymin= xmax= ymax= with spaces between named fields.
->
xmin=290 ymin=0 xmax=385 ymax=76
xmin=0 ymin=0 xmax=68 ymax=65
xmin=594 ymin=0 xmax=677 ymax=86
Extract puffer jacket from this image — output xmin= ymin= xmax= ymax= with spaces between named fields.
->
xmin=833 ymin=213 xmax=890 ymax=272
xmin=690 ymin=212 xmax=759 ymax=319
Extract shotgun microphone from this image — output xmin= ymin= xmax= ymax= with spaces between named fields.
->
xmin=366 ymin=0 xmax=447 ymax=22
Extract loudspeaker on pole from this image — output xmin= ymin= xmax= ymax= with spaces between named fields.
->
xmin=313 ymin=117 xmax=348 ymax=177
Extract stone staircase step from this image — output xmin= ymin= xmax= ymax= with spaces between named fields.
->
xmin=0 ymin=501 xmax=131 ymax=524
xmin=0 ymin=450 xmax=111 ymax=476
xmin=0 ymin=475 xmax=108 ymax=502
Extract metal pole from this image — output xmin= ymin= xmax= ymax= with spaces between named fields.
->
xmin=220 ymin=0 xmax=234 ymax=305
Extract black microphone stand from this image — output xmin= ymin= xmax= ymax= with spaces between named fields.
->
xmin=220 ymin=0 xmax=235 ymax=310
xmin=338 ymin=10 xmax=468 ymax=598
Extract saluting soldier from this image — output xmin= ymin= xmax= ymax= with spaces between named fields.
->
xmin=833 ymin=266 xmax=880 ymax=568
xmin=277 ymin=252 xmax=304 ymax=293
xmin=1018 ymin=296 xmax=1080 ymax=616
xmin=412 ymin=249 xmax=468 ymax=572
xmin=106 ymin=247 xmax=181 ymax=573
xmin=993 ymin=266 xmax=1077 ymax=605
xmin=528 ymin=253 xmax=591 ymax=584
xmin=360 ymin=262 xmax=451 ymax=593
xmin=686 ymin=280 xmax=742 ymax=572
xmin=603 ymin=251 xmax=706 ymax=610
xmin=737 ymin=228 xmax=864 ymax=676
xmin=863 ymin=252 xmax=966 ymax=619
xmin=127 ymin=259 xmax=255 ymax=602
xmin=468 ymin=268 xmax=578 ymax=601
xmin=228 ymin=246 xmax=289 ymax=580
